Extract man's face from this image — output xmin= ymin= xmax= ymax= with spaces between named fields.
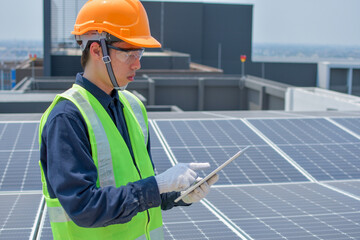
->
xmin=108 ymin=41 xmax=143 ymax=87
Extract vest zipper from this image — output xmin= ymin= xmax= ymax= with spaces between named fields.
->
xmin=146 ymin=210 xmax=151 ymax=239
xmin=129 ymin=147 xmax=153 ymax=239
xmin=132 ymin=160 xmax=151 ymax=239
xmin=121 ymin=97 xmax=151 ymax=239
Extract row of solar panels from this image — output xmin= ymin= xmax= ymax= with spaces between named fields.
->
xmin=3 ymin=181 xmax=360 ymax=240
xmin=0 ymin=116 xmax=359 ymax=239
xmin=1 ymin=117 xmax=359 ymax=192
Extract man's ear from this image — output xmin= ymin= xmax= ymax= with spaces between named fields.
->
xmin=89 ymin=42 xmax=102 ymax=60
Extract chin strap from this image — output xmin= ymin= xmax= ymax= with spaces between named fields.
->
xmin=99 ymin=38 xmax=127 ymax=91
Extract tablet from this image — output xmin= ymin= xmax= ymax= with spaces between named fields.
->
xmin=174 ymin=146 xmax=250 ymax=203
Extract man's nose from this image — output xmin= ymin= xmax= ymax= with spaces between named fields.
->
xmin=131 ymin=58 xmax=141 ymax=71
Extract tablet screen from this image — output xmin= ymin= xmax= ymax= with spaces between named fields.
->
xmin=174 ymin=146 xmax=250 ymax=203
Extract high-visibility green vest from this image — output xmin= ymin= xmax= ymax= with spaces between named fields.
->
xmin=39 ymin=84 xmax=164 ymax=240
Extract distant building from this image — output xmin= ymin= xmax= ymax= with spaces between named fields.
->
xmin=42 ymin=0 xmax=359 ymax=93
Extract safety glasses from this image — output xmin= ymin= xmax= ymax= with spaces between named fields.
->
xmin=107 ymin=45 xmax=144 ymax=64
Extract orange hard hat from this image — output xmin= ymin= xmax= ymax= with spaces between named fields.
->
xmin=71 ymin=0 xmax=161 ymax=48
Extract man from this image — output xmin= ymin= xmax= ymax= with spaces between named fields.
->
xmin=39 ymin=0 xmax=219 ymax=239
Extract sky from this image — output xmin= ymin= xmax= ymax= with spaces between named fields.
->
xmin=0 ymin=0 xmax=360 ymax=46
xmin=0 ymin=0 xmax=43 ymax=41
xmin=252 ymin=0 xmax=360 ymax=46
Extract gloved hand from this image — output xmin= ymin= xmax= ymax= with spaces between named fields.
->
xmin=182 ymin=174 xmax=219 ymax=204
xmin=155 ymin=162 xmax=210 ymax=194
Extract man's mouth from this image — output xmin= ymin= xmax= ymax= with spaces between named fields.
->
xmin=127 ymin=75 xmax=135 ymax=81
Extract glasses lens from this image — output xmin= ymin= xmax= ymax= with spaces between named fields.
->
xmin=115 ymin=51 xmax=129 ymax=63
xmin=113 ymin=47 xmax=144 ymax=64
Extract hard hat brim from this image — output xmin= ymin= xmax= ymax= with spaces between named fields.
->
xmin=121 ymin=36 xmax=162 ymax=48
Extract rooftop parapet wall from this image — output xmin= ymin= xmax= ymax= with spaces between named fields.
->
xmin=0 ymin=75 xmax=289 ymax=113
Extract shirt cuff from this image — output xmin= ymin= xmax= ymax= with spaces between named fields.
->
xmin=136 ymin=176 xmax=161 ymax=211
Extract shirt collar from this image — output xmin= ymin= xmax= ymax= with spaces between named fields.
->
xmin=75 ymin=73 xmax=121 ymax=109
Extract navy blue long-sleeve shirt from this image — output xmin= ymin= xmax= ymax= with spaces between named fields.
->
xmin=40 ymin=73 xmax=187 ymax=228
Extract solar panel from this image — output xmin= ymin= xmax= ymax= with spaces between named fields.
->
xmin=0 ymin=193 xmax=42 ymax=240
xmin=323 ymin=180 xmax=360 ymax=198
xmin=154 ymin=119 xmax=308 ymax=184
xmin=206 ymin=183 xmax=360 ymax=240
xmin=149 ymin=121 xmax=173 ymax=175
xmin=0 ymin=122 xmax=41 ymax=191
xmin=0 ymin=122 xmax=39 ymax=150
xmin=331 ymin=117 xmax=360 ymax=135
xmin=162 ymin=203 xmax=241 ymax=239
xmin=0 ymin=121 xmax=173 ymax=190
xmin=1 ymin=113 xmax=360 ymax=240
xmin=248 ymin=118 xmax=360 ymax=180
xmin=37 ymin=203 xmax=242 ymax=240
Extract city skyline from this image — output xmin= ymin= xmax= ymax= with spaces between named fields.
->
xmin=0 ymin=0 xmax=360 ymax=47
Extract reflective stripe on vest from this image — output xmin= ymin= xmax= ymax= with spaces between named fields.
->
xmin=135 ymin=235 xmax=146 ymax=240
xmin=62 ymin=88 xmax=116 ymax=187
xmin=135 ymin=227 xmax=164 ymax=240
xmin=47 ymin=205 xmax=165 ymax=240
xmin=150 ymin=226 xmax=165 ymax=240
xmin=48 ymin=206 xmax=71 ymax=223
xmin=121 ymin=91 xmax=148 ymax=145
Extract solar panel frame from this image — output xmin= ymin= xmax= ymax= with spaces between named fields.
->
xmin=202 ymin=110 xmax=298 ymax=118
xmin=283 ymin=111 xmax=360 ymax=117
xmin=36 ymin=207 xmax=53 ymax=240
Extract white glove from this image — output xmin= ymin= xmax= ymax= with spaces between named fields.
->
xmin=182 ymin=174 xmax=219 ymax=204
xmin=155 ymin=162 xmax=210 ymax=194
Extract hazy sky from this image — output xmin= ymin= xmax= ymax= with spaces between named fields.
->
xmin=0 ymin=0 xmax=43 ymax=41
xmin=252 ymin=0 xmax=360 ymax=46
xmin=0 ymin=0 xmax=360 ymax=46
